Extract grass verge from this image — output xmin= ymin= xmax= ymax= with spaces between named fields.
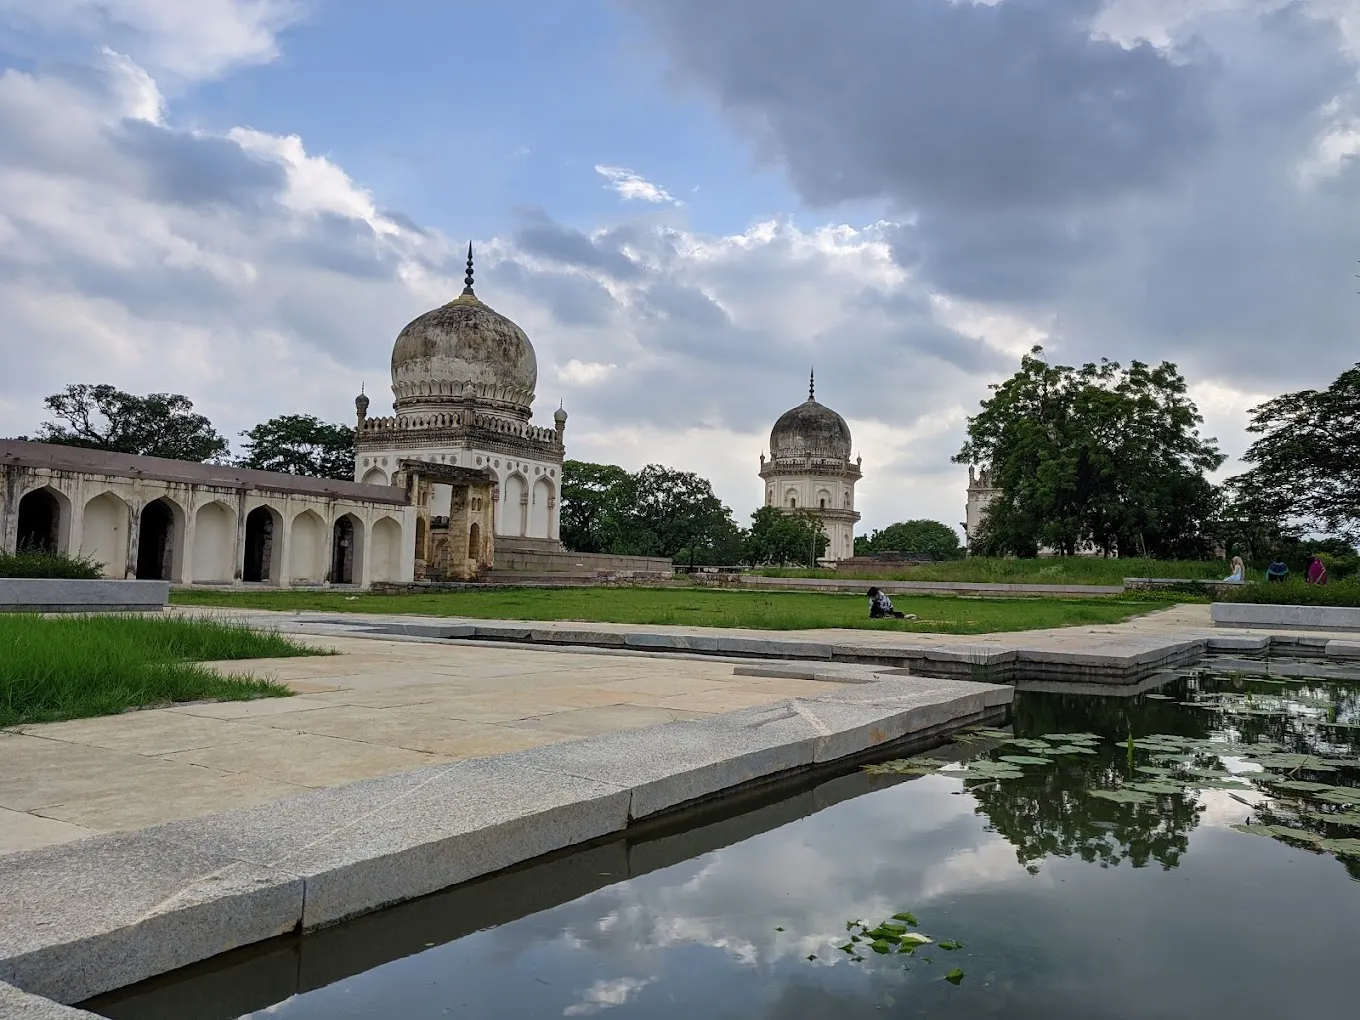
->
xmin=172 ymin=586 xmax=1165 ymax=635
xmin=755 ymin=557 xmax=1231 ymax=585
xmin=0 ymin=614 xmax=327 ymax=727
xmin=1220 ymin=579 xmax=1360 ymax=608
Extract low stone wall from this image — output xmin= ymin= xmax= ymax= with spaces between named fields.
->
xmin=731 ymin=575 xmax=1123 ymax=597
xmin=1124 ymin=577 xmax=1243 ymax=593
xmin=1210 ymin=602 xmax=1360 ymax=632
xmin=0 ymin=579 xmax=170 ymax=613
xmin=494 ymin=548 xmax=672 ymax=574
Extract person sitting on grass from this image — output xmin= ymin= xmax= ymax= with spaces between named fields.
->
xmin=1266 ymin=559 xmax=1290 ymax=583
xmin=867 ymin=587 xmax=916 ymax=620
xmin=1223 ymin=556 xmax=1245 ymax=583
xmin=1307 ymin=555 xmax=1329 ymax=586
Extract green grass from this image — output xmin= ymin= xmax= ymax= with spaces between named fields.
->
xmin=172 ymin=586 xmax=1163 ymax=636
xmin=0 ymin=615 xmax=327 ymax=727
xmin=756 ymin=556 xmax=1232 ymax=585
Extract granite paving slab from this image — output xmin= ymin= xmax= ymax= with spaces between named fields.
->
xmin=0 ymin=982 xmax=103 ymax=1018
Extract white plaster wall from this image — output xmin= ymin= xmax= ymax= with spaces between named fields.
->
xmin=357 ymin=442 xmax=562 ymax=541
xmin=1 ymin=465 xmax=416 ymax=588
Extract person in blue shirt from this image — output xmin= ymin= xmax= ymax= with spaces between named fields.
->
xmin=1266 ymin=559 xmax=1290 ymax=583
xmin=868 ymin=587 xmax=915 ymax=620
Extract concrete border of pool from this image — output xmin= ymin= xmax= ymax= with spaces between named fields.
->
xmin=0 ymin=676 xmax=1010 ymax=1010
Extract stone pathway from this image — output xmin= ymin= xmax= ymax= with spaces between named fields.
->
xmin=0 ymin=637 xmax=845 ymax=856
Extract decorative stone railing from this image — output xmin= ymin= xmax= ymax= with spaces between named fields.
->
xmin=359 ymin=413 xmax=558 ymax=444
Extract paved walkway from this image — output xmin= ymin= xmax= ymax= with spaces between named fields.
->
xmin=0 ymin=637 xmax=845 ymax=856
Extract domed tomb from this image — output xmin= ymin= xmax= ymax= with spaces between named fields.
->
xmin=390 ymin=249 xmax=537 ymax=418
xmin=769 ymin=380 xmax=853 ymax=463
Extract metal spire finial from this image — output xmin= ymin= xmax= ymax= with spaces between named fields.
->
xmin=809 ymin=367 xmax=815 ymax=401
xmin=462 ymin=242 xmax=475 ymax=296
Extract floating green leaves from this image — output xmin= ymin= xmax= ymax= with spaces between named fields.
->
xmin=999 ymin=754 xmax=1052 ymax=766
xmin=1088 ymin=788 xmax=1156 ymax=805
xmin=861 ymin=757 xmax=954 ymax=776
xmin=830 ymin=913 xmax=963 ymax=975
xmin=945 ymin=968 xmax=966 ymax=985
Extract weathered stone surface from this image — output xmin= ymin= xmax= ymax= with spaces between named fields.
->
xmin=1205 ymin=634 xmax=1272 ymax=652
xmin=0 ymin=579 xmax=169 ymax=613
xmin=146 ymin=759 xmax=630 ymax=930
xmin=0 ymin=831 xmax=302 ymax=1005
xmin=0 ymin=982 xmax=103 ymax=1018
xmin=1211 ymin=602 xmax=1360 ymax=631
xmin=731 ymin=662 xmax=884 ymax=683
xmin=502 ymin=716 xmax=819 ymax=820
xmin=1325 ymin=639 xmax=1360 ymax=659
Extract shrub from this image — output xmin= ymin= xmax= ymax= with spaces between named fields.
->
xmin=0 ymin=546 xmax=104 ymax=579
xmin=1221 ymin=579 xmax=1360 ymax=608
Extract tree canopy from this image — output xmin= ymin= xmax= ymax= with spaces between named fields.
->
xmin=955 ymin=347 xmax=1224 ymax=557
xmin=746 ymin=506 xmax=828 ymax=566
xmin=238 ymin=414 xmax=355 ymax=479
xmin=855 ymin=519 xmax=963 ymax=560
xmin=26 ymin=384 xmax=230 ymax=463
xmin=560 ymin=460 xmax=741 ymax=564
xmin=1226 ymin=363 xmax=1360 ymax=542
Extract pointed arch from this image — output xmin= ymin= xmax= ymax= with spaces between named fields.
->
xmin=81 ymin=491 xmax=130 ymax=577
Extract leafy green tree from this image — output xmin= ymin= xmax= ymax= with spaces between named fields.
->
xmin=746 ymin=506 xmax=829 ymax=566
xmin=1226 ymin=363 xmax=1360 ymax=541
xmin=238 ymin=414 xmax=355 ymax=479
xmin=857 ymin=520 xmax=963 ymax=560
xmin=560 ymin=461 xmax=741 ymax=564
xmin=955 ymin=347 xmax=1224 ymax=557
xmin=560 ymin=461 xmax=643 ymax=554
xmin=26 ymin=384 xmax=229 ymax=462
xmin=632 ymin=464 xmax=738 ymax=564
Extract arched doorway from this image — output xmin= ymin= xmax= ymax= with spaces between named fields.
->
xmin=530 ymin=478 xmax=552 ymax=538
xmin=330 ymin=514 xmax=364 ymax=585
xmin=17 ymin=488 xmax=63 ymax=553
xmin=468 ymin=521 xmax=481 ymax=561
xmin=136 ymin=499 xmax=176 ymax=580
xmin=502 ymin=474 xmax=527 ymax=536
xmin=243 ymin=506 xmax=279 ymax=583
xmin=289 ymin=510 xmax=327 ymax=583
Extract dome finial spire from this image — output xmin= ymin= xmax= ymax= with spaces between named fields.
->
xmin=462 ymin=241 xmax=475 ymax=296
xmin=809 ymin=367 xmax=815 ymax=402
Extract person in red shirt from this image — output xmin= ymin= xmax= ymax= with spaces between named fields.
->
xmin=1306 ymin=556 xmax=1329 ymax=585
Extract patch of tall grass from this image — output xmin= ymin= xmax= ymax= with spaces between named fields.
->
xmin=0 ymin=615 xmax=325 ymax=726
xmin=1221 ymin=579 xmax=1360 ymax=608
xmin=755 ymin=557 xmax=1231 ymax=586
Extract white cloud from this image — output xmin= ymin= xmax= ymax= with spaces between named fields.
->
xmin=594 ymin=164 xmax=683 ymax=205
xmin=562 ymin=977 xmax=654 ymax=1016
xmin=556 ymin=359 xmax=618 ymax=386
xmin=0 ymin=0 xmax=303 ymax=81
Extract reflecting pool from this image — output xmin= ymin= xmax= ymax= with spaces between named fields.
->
xmin=86 ymin=655 xmax=1360 ymax=1020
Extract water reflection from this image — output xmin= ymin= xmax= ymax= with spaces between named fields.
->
xmin=85 ymin=655 xmax=1360 ymax=1020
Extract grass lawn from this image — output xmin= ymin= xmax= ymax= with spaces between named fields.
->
xmin=756 ymin=556 xmax=1231 ymax=585
xmin=172 ymin=586 xmax=1164 ymax=635
xmin=0 ymin=615 xmax=327 ymax=727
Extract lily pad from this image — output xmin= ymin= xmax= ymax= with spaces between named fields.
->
xmin=1232 ymin=823 xmax=1325 ymax=845
xmin=1317 ymin=788 xmax=1360 ymax=805
xmin=1049 ymin=744 xmax=1099 ymax=755
xmin=938 ymin=940 xmax=964 ymax=951
xmin=999 ymin=754 xmax=1052 ymax=765
xmin=1136 ymin=765 xmax=1177 ymax=776
xmin=1005 ymin=738 xmax=1055 ymax=753
xmin=945 ymin=968 xmax=965 ymax=985
xmin=1251 ymin=754 xmax=1338 ymax=772
xmin=892 ymin=912 xmax=918 ymax=925
xmin=1088 ymin=788 xmax=1155 ymax=805
xmin=1305 ymin=810 xmax=1360 ymax=828
xmin=1262 ymin=779 xmax=1337 ymax=793
xmin=1125 ymin=780 xmax=1185 ymax=795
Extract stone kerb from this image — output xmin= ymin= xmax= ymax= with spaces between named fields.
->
xmin=1211 ymin=602 xmax=1360 ymax=632
xmin=0 ymin=579 xmax=170 ymax=613
xmin=0 ymin=676 xmax=1010 ymax=1006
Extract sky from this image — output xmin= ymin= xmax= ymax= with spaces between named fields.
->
xmin=1 ymin=0 xmax=1357 ymax=536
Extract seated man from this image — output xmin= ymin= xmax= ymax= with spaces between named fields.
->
xmin=867 ymin=586 xmax=915 ymax=620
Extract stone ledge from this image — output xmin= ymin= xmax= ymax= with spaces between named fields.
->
xmin=1211 ymin=602 xmax=1360 ymax=632
xmin=0 ymin=579 xmax=170 ymax=614
xmin=0 ymin=833 xmax=302 ymax=1005
xmin=0 ymin=982 xmax=103 ymax=1018
xmin=0 ymin=675 xmax=1009 ymax=1005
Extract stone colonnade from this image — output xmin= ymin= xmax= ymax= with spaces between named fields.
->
xmin=1 ymin=469 xmax=415 ymax=588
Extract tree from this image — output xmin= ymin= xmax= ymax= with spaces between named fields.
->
xmin=560 ymin=461 xmax=641 ymax=554
xmin=238 ymin=414 xmax=355 ymax=479
xmin=954 ymin=347 xmax=1224 ymax=557
xmin=27 ymin=384 xmax=229 ymax=462
xmin=632 ymin=464 xmax=738 ymax=564
xmin=746 ymin=506 xmax=828 ymax=566
xmin=856 ymin=520 xmax=963 ymax=560
xmin=1226 ymin=363 xmax=1360 ymax=541
xmin=560 ymin=460 xmax=741 ymax=564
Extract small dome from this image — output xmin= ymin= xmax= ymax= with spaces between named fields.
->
xmin=390 ymin=292 xmax=537 ymax=412
xmin=354 ymin=390 xmax=370 ymax=414
xmin=553 ymin=404 xmax=568 ymax=423
xmin=770 ymin=398 xmax=853 ymax=462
